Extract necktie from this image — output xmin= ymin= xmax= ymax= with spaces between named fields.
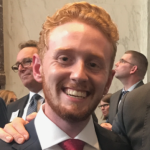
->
xmin=118 ymin=91 xmax=129 ymax=107
xmin=121 ymin=91 xmax=129 ymax=98
xmin=59 ymin=139 xmax=85 ymax=150
xmin=26 ymin=94 xmax=41 ymax=116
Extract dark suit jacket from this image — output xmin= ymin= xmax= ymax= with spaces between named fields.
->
xmin=7 ymin=94 xmax=29 ymax=121
xmin=108 ymin=81 xmax=144 ymax=124
xmin=0 ymin=119 xmax=132 ymax=150
xmin=0 ymin=98 xmax=8 ymax=127
xmin=92 ymin=112 xmax=98 ymax=123
xmin=112 ymin=82 xmax=150 ymax=150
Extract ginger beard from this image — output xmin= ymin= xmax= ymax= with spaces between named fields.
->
xmin=42 ymin=73 xmax=102 ymax=123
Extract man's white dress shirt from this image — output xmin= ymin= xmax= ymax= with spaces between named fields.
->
xmin=118 ymin=80 xmax=142 ymax=106
xmin=22 ymin=90 xmax=45 ymax=120
xmin=35 ymin=104 xmax=100 ymax=150
xmin=122 ymin=80 xmax=142 ymax=93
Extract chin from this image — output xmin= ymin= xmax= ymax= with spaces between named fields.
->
xmin=57 ymin=108 xmax=92 ymax=123
xmin=48 ymin=98 xmax=93 ymax=123
xmin=23 ymin=81 xmax=32 ymax=88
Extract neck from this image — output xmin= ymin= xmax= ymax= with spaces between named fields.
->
xmin=120 ymin=77 xmax=141 ymax=90
xmin=29 ymin=88 xmax=41 ymax=93
xmin=44 ymin=104 xmax=90 ymax=138
xmin=27 ymin=83 xmax=42 ymax=93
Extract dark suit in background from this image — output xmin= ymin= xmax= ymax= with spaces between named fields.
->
xmin=0 ymin=98 xmax=8 ymax=127
xmin=92 ymin=112 xmax=98 ymax=123
xmin=0 ymin=119 xmax=132 ymax=150
xmin=7 ymin=95 xmax=29 ymax=121
xmin=108 ymin=81 xmax=144 ymax=124
xmin=112 ymin=82 xmax=150 ymax=150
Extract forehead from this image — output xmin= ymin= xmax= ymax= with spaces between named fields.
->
xmin=122 ymin=53 xmax=132 ymax=60
xmin=100 ymin=101 xmax=109 ymax=105
xmin=17 ymin=47 xmax=38 ymax=62
xmin=46 ymin=21 xmax=112 ymax=66
xmin=10 ymin=94 xmax=16 ymax=98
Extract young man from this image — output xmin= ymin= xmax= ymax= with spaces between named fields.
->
xmin=101 ymin=50 xmax=148 ymax=130
xmin=0 ymin=2 xmax=131 ymax=150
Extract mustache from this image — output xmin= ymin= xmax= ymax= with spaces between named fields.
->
xmin=62 ymin=82 xmax=90 ymax=91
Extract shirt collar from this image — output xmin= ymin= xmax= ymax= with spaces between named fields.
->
xmin=35 ymin=104 xmax=99 ymax=150
xmin=29 ymin=89 xmax=45 ymax=102
xmin=122 ymin=80 xmax=141 ymax=92
xmin=75 ymin=115 xmax=100 ymax=149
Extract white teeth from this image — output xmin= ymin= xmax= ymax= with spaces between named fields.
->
xmin=66 ymin=89 xmax=87 ymax=98
xmin=82 ymin=92 xmax=86 ymax=97
xmin=78 ymin=91 xmax=81 ymax=97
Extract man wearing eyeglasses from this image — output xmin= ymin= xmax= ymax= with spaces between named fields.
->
xmin=101 ymin=50 xmax=148 ymax=131
xmin=7 ymin=40 xmax=44 ymax=122
xmin=99 ymin=93 xmax=111 ymax=122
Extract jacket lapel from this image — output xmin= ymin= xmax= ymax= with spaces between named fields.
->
xmin=94 ymin=122 xmax=132 ymax=150
xmin=113 ymin=90 xmax=122 ymax=113
xmin=17 ymin=95 xmax=29 ymax=117
xmin=134 ymin=80 xmax=144 ymax=89
xmin=12 ymin=119 xmax=41 ymax=150
xmin=109 ymin=90 xmax=122 ymax=124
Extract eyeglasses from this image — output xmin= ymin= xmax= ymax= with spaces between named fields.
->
xmin=99 ymin=104 xmax=109 ymax=108
xmin=11 ymin=58 xmax=32 ymax=72
xmin=118 ymin=59 xmax=135 ymax=66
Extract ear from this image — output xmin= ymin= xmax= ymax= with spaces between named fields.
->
xmin=130 ymin=65 xmax=138 ymax=74
xmin=103 ymin=69 xmax=115 ymax=95
xmin=32 ymin=53 xmax=43 ymax=83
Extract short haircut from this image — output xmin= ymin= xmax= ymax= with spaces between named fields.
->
xmin=100 ymin=93 xmax=112 ymax=104
xmin=18 ymin=40 xmax=39 ymax=51
xmin=125 ymin=50 xmax=148 ymax=79
xmin=100 ymin=93 xmax=112 ymax=120
xmin=38 ymin=2 xmax=119 ymax=69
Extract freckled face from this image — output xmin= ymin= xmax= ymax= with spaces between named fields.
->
xmin=41 ymin=21 xmax=114 ymax=122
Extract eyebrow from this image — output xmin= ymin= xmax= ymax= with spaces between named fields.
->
xmin=54 ymin=48 xmax=105 ymax=59
xmin=54 ymin=48 xmax=74 ymax=53
xmin=16 ymin=57 xmax=32 ymax=64
xmin=98 ymin=103 xmax=109 ymax=107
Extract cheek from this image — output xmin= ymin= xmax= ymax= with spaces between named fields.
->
xmin=106 ymin=107 xmax=109 ymax=112
xmin=94 ymin=74 xmax=108 ymax=93
xmin=120 ymin=66 xmax=127 ymax=71
xmin=18 ymin=72 xmax=21 ymax=77
xmin=94 ymin=73 xmax=106 ymax=85
xmin=29 ymin=67 xmax=33 ymax=74
xmin=43 ymin=66 xmax=68 ymax=89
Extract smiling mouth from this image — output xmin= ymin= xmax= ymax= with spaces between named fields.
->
xmin=63 ymin=89 xmax=89 ymax=99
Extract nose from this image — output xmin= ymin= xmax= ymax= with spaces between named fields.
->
xmin=115 ymin=61 xmax=119 ymax=67
xmin=101 ymin=106 xmax=105 ymax=110
xmin=18 ymin=63 xmax=25 ymax=71
xmin=70 ymin=60 xmax=88 ymax=83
